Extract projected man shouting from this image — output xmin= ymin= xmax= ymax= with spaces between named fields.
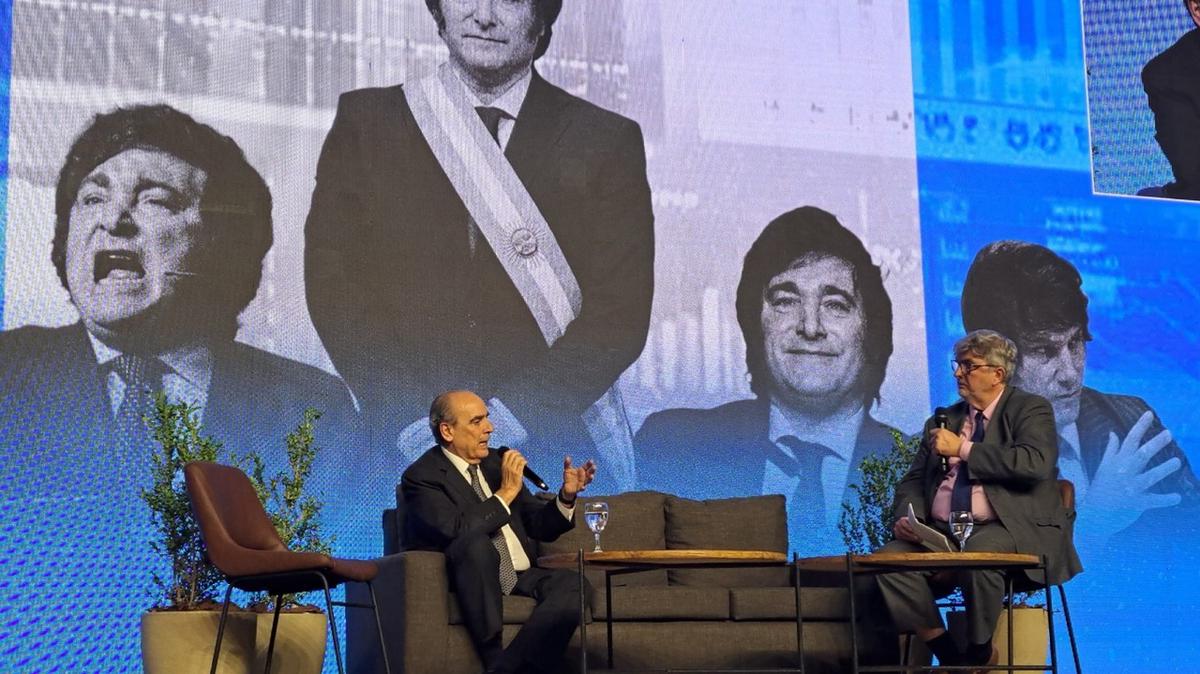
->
xmin=304 ymin=0 xmax=655 ymax=487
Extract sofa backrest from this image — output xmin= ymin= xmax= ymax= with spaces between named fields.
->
xmin=538 ymin=490 xmax=671 ymax=586
xmin=665 ymin=494 xmax=789 ymax=587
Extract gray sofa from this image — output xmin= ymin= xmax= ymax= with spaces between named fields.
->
xmin=347 ymin=490 xmax=889 ymax=673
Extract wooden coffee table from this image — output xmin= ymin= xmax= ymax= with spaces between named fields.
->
xmin=538 ymin=549 xmax=791 ymax=672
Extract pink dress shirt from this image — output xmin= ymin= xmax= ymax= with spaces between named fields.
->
xmin=931 ymin=389 xmax=1003 ymax=523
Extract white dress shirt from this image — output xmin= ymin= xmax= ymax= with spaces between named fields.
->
xmin=762 ymin=402 xmax=865 ymax=528
xmin=88 ymin=332 xmax=212 ymax=422
xmin=441 ymin=448 xmax=575 ymax=572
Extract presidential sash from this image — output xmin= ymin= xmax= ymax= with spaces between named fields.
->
xmin=406 ymin=64 xmax=636 ymax=489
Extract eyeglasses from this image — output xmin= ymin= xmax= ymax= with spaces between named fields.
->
xmin=951 ymin=360 xmax=997 ymax=375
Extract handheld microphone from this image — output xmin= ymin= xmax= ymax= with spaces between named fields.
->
xmin=497 ymin=446 xmax=549 ymax=491
xmin=933 ymin=407 xmax=950 ymax=473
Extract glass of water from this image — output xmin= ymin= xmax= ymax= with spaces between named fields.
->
xmin=949 ymin=510 xmax=974 ymax=550
xmin=583 ymin=501 xmax=610 ymax=552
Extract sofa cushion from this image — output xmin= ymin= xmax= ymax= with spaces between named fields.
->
xmin=537 ymin=491 xmax=671 ymax=587
xmin=593 ymin=585 xmax=731 ymax=621
xmin=729 ymin=586 xmax=851 ymax=621
xmin=447 ymin=593 xmax=537 ymax=625
xmin=665 ymin=494 xmax=789 ymax=587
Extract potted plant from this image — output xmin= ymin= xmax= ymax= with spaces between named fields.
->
xmin=139 ymin=396 xmax=334 ymax=674
xmin=244 ymin=408 xmax=334 ymax=673
xmin=139 ymin=393 xmax=257 ymax=673
xmin=839 ymin=429 xmax=920 ymax=554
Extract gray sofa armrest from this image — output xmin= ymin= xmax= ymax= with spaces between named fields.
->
xmin=347 ymin=551 xmax=451 ymax=674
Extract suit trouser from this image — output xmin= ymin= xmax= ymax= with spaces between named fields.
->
xmin=446 ymin=529 xmax=586 ymax=673
xmin=875 ymin=521 xmax=1017 ymax=645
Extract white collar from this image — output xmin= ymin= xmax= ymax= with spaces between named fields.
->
xmin=449 ymin=63 xmax=534 ymax=120
xmin=441 ymin=447 xmax=478 ymax=479
xmin=85 ymin=330 xmax=213 ymax=393
xmin=767 ymin=400 xmax=865 ymax=462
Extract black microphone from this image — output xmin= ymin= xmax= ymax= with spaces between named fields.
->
xmin=933 ymin=407 xmax=950 ymax=474
xmin=497 ymin=446 xmax=549 ymax=491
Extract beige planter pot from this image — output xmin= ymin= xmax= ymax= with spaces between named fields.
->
xmin=141 ymin=609 xmax=328 ymax=674
xmin=141 ymin=610 xmax=255 ymax=674
xmin=947 ymin=606 xmax=1049 ymax=672
xmin=989 ymin=606 xmax=1049 ymax=672
xmin=254 ymin=611 xmax=328 ymax=674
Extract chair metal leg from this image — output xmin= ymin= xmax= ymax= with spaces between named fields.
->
xmin=367 ymin=581 xmax=393 ymax=674
xmin=1043 ymin=561 xmax=1058 ymax=674
xmin=263 ymin=593 xmax=284 ymax=674
xmin=793 ymin=553 xmax=806 ymax=674
xmin=845 ymin=552 xmax=860 ymax=674
xmin=211 ymin=584 xmax=235 ymax=674
xmin=1005 ymin=574 xmax=1015 ymax=674
xmin=321 ymin=574 xmax=346 ymax=674
xmin=1057 ymin=585 xmax=1081 ymax=674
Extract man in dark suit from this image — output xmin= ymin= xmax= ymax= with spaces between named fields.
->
xmin=961 ymin=240 xmax=1199 ymax=551
xmin=0 ymin=104 xmax=358 ymax=664
xmin=876 ymin=330 xmax=1082 ymax=669
xmin=401 ymin=390 xmax=595 ymax=674
xmin=304 ymin=0 xmax=654 ymax=481
xmin=1142 ymin=0 xmax=1200 ymax=200
xmin=635 ymin=207 xmax=898 ymax=555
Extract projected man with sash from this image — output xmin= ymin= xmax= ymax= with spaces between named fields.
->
xmin=635 ymin=207 xmax=898 ymax=555
xmin=304 ymin=0 xmax=654 ymax=488
xmin=0 ymin=104 xmax=358 ymax=654
xmin=961 ymin=240 xmax=1200 ymax=550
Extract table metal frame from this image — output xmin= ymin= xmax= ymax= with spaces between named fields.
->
xmin=544 ymin=549 xmax=797 ymax=673
xmin=798 ymin=552 xmax=1060 ymax=674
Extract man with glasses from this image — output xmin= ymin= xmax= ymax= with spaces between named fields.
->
xmin=874 ymin=330 xmax=1082 ymax=669
xmin=961 ymin=240 xmax=1199 ymax=550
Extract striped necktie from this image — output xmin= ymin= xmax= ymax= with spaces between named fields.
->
xmin=468 ymin=464 xmax=519 ymax=595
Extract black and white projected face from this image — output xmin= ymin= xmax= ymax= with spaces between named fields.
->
xmin=760 ymin=255 xmax=866 ymax=410
xmin=1014 ymin=326 xmax=1086 ymax=427
xmin=65 ymin=148 xmax=208 ymax=343
xmin=440 ymin=0 xmax=542 ymax=84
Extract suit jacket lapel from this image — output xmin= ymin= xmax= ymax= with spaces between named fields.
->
xmin=982 ymin=386 xmax=1016 ymax=445
xmin=505 ymin=69 xmax=571 ymax=189
xmin=431 ymin=449 xmax=484 ymax=507
xmin=61 ymin=323 xmax=115 ymax=432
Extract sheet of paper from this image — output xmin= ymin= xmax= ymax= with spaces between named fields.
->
xmin=906 ymin=502 xmax=956 ymax=552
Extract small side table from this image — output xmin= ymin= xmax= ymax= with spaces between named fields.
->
xmin=538 ymin=549 xmax=791 ymax=672
xmin=797 ymin=552 xmax=1055 ymax=673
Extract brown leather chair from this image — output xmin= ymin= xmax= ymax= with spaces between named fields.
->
xmin=184 ymin=461 xmax=392 ymax=674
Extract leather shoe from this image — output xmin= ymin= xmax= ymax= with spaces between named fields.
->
xmin=967 ymin=645 xmax=999 ymax=674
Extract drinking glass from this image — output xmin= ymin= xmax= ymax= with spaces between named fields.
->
xmin=583 ymin=501 xmax=609 ymax=552
xmin=949 ymin=510 xmax=974 ymax=549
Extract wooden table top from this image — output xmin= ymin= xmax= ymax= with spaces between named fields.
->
xmin=537 ymin=549 xmax=788 ymax=569
xmin=797 ymin=551 xmax=1041 ymax=573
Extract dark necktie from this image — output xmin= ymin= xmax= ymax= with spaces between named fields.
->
xmin=474 ymin=106 xmax=509 ymax=146
xmin=951 ymin=410 xmax=986 ymax=512
xmin=467 ymin=464 xmax=519 ymax=595
xmin=111 ymin=353 xmax=167 ymax=445
xmin=774 ymin=436 xmax=838 ymax=541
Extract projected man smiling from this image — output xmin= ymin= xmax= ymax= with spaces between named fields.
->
xmin=636 ymin=207 xmax=898 ymax=554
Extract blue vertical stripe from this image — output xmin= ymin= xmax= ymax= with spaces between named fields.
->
xmin=0 ymin=1 xmax=11 ymax=326
xmin=921 ymin=0 xmax=942 ymax=97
